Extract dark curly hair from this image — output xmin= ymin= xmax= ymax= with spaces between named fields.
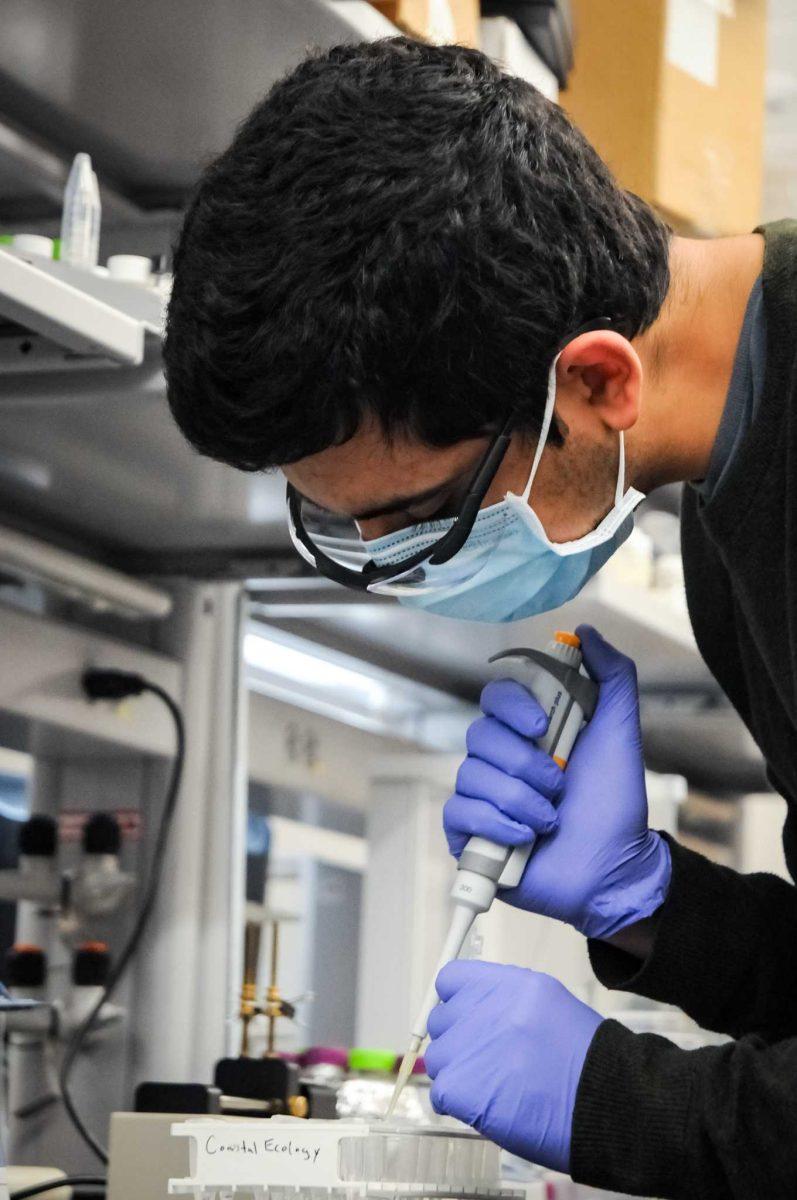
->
xmin=164 ymin=37 xmax=671 ymax=471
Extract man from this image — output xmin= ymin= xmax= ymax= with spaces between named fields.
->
xmin=164 ymin=37 xmax=797 ymax=1199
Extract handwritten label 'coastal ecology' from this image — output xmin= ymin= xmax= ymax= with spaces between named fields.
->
xmin=205 ymin=1135 xmax=321 ymax=1164
xmin=196 ymin=1131 xmax=345 ymax=1187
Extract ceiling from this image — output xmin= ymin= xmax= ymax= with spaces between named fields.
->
xmin=0 ymin=0 xmax=397 ymax=220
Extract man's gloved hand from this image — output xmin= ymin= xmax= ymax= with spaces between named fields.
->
xmin=425 ymin=960 xmax=602 ymax=1173
xmin=443 ymin=625 xmax=671 ymax=940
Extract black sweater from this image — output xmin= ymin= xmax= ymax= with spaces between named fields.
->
xmin=570 ymin=220 xmax=797 ymax=1200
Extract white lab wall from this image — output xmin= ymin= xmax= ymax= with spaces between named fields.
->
xmin=248 ymin=690 xmax=414 ymax=810
xmin=646 ymin=772 xmax=687 ymax=837
xmin=477 ymin=906 xmax=592 ymax=1001
xmin=268 ymin=816 xmax=366 ymax=872
xmin=356 ymin=757 xmax=455 ymax=1048
xmin=735 ymin=792 xmax=789 ymax=878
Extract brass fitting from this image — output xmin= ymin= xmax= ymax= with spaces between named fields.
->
xmin=287 ymin=1094 xmax=309 ymax=1119
xmin=240 ymin=980 xmax=258 ymax=1019
xmin=264 ymin=984 xmax=283 ymax=1019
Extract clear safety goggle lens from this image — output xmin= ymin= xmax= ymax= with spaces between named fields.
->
xmin=293 ymin=500 xmax=508 ymax=596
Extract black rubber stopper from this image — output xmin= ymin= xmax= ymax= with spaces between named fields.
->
xmin=214 ymin=1056 xmax=298 ymax=1103
xmin=72 ymin=942 xmax=110 ymax=987
xmin=19 ymin=815 xmax=58 ymax=858
xmin=82 ymin=812 xmax=121 ymax=855
xmin=6 ymin=944 xmax=46 ymax=988
xmin=135 ymin=1082 xmax=221 ymax=1114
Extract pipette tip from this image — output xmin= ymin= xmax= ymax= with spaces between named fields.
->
xmin=385 ymin=1034 xmax=423 ymax=1120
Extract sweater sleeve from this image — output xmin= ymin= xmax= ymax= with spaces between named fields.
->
xmin=587 ymin=834 xmax=797 ymax=1041
xmin=571 ymin=1021 xmax=797 ymax=1200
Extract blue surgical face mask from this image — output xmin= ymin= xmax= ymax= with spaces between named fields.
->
xmin=364 ymin=353 xmax=645 ymax=622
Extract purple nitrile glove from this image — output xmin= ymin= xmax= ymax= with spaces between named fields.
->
xmin=443 ymin=625 xmax=671 ymax=940
xmin=425 ymin=960 xmax=602 ymax=1174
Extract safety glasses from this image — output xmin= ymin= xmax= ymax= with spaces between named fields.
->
xmin=287 ymin=412 xmax=514 ymax=593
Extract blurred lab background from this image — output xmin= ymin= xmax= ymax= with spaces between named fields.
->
xmin=0 ymin=3 xmax=789 ymax=1199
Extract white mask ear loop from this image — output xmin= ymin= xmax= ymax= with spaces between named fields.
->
xmin=615 ymin=430 xmax=627 ymax=506
xmin=518 ymin=350 xmax=630 ymax=507
xmin=520 ymin=352 xmax=562 ymax=504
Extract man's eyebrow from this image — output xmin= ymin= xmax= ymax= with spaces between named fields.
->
xmin=352 ymin=480 xmax=455 ymax=521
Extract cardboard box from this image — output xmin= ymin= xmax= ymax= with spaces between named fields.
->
xmin=369 ymin=0 xmax=481 ymax=48
xmin=561 ymin=0 xmax=766 ymax=235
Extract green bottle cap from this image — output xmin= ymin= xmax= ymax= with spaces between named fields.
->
xmin=347 ymin=1047 xmax=396 ymax=1073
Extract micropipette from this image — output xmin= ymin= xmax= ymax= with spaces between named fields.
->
xmin=387 ymin=631 xmax=599 ymax=1117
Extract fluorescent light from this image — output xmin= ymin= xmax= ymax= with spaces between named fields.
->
xmin=245 ymin=632 xmax=390 ymax=710
xmin=244 ymin=623 xmax=476 ymax=748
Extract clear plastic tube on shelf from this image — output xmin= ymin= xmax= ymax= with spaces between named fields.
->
xmin=60 ymin=153 xmax=101 ymax=269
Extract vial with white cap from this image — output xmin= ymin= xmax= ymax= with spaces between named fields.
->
xmin=60 ymin=152 xmax=101 ymax=269
xmin=107 ymin=254 xmax=153 ymax=286
xmin=10 ymin=234 xmax=54 ymax=259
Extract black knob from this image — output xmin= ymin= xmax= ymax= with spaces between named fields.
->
xmin=19 ymin=815 xmax=57 ymax=858
xmin=6 ymin=944 xmax=46 ymax=989
xmin=83 ymin=812 xmax=121 ymax=855
xmin=72 ymin=942 xmax=111 ymax=987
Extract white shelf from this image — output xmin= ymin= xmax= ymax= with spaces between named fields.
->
xmin=0 ymin=247 xmax=155 ymax=370
xmin=264 ymin=573 xmax=707 ymax=694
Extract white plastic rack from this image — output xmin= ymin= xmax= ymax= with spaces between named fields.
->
xmin=169 ymin=1117 xmax=535 ymax=1200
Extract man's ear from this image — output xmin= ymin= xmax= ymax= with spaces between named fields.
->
xmin=555 ymin=331 xmax=642 ymax=434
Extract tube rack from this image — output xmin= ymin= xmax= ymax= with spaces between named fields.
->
xmin=169 ymin=1117 xmax=536 ymax=1200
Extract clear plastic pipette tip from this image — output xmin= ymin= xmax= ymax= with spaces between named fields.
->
xmin=385 ymin=1034 xmax=423 ymax=1119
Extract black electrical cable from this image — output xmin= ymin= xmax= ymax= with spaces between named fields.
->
xmin=10 ymin=1177 xmax=106 ymax=1200
xmin=58 ymin=672 xmax=185 ymax=1164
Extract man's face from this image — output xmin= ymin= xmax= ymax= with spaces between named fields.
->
xmin=283 ymin=417 xmax=619 ymax=548
xmin=283 ymin=338 xmax=642 ymax=547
